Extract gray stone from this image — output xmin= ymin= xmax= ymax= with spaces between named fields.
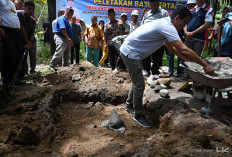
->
xmin=160 ymin=66 xmax=169 ymax=74
xmin=160 ymin=84 xmax=167 ymax=89
xmin=72 ymin=74 xmax=81 ymax=82
xmin=150 ymin=80 xmax=158 ymax=88
xmin=159 ymin=89 xmax=169 ymax=98
xmin=154 ymin=85 xmax=162 ymax=93
xmin=147 ymin=75 xmax=158 ymax=88
xmin=108 ymin=109 xmax=124 ymax=129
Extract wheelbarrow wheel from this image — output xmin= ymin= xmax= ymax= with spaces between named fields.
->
xmin=192 ymin=83 xmax=207 ymax=101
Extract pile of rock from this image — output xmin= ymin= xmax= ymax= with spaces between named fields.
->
xmin=147 ymin=75 xmax=172 ymax=98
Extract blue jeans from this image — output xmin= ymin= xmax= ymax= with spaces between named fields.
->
xmin=86 ymin=48 xmax=100 ymax=67
xmin=168 ymin=52 xmax=183 ymax=75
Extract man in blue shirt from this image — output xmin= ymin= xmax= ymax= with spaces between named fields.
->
xmin=220 ymin=12 xmax=232 ymax=58
xmin=50 ymin=8 xmax=74 ymax=71
xmin=70 ymin=15 xmax=81 ymax=64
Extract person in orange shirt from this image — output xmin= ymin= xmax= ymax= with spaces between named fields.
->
xmin=85 ymin=16 xmax=103 ymax=67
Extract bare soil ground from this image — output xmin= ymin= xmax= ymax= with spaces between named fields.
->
xmin=0 ymin=61 xmax=232 ymax=157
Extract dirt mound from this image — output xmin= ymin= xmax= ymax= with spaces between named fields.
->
xmin=45 ymin=61 xmax=130 ymax=105
xmin=0 ymin=62 xmax=232 ymax=156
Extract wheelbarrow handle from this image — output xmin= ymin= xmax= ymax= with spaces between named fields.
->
xmin=203 ymin=28 xmax=215 ymax=52
xmin=205 ymin=28 xmax=215 ymax=41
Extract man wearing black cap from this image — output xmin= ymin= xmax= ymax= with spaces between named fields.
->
xmin=141 ymin=0 xmax=169 ymax=78
xmin=50 ymin=8 xmax=74 ymax=71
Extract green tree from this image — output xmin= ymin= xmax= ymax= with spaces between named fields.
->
xmin=30 ymin=0 xmax=46 ymax=4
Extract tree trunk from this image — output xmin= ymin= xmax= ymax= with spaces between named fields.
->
xmin=212 ymin=0 xmax=218 ymax=25
xmin=47 ymin=0 xmax=56 ymax=54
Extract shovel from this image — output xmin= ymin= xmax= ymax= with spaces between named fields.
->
xmin=178 ymin=62 xmax=193 ymax=91
xmin=13 ymin=50 xmax=29 ymax=82
xmin=201 ymin=28 xmax=215 ymax=58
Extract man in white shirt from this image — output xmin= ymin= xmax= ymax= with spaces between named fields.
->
xmin=52 ymin=9 xmax=65 ymax=33
xmin=129 ymin=10 xmax=140 ymax=34
xmin=0 ymin=0 xmax=21 ymax=95
xmin=120 ymin=6 xmax=214 ymax=128
xmin=119 ymin=13 xmax=130 ymax=35
xmin=141 ymin=0 xmax=169 ymax=77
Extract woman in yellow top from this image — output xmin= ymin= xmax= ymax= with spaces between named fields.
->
xmin=84 ymin=16 xmax=103 ymax=67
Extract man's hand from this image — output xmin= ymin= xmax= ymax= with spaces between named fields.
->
xmin=104 ymin=43 xmax=108 ymax=51
xmin=67 ymin=38 xmax=74 ymax=46
xmin=25 ymin=41 xmax=33 ymax=51
xmin=0 ymin=28 xmax=5 ymax=37
xmin=185 ymin=32 xmax=194 ymax=41
xmin=203 ymin=65 xmax=215 ymax=76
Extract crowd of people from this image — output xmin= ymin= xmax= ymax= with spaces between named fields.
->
xmin=0 ymin=0 xmax=232 ymax=127
xmin=0 ymin=0 xmax=36 ymax=96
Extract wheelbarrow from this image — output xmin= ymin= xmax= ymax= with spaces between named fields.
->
xmin=183 ymin=57 xmax=232 ymax=113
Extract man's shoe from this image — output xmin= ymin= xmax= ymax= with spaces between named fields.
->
xmin=133 ymin=114 xmax=151 ymax=128
xmin=29 ymin=69 xmax=37 ymax=74
xmin=125 ymin=103 xmax=135 ymax=115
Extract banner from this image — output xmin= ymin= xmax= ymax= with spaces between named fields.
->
xmin=56 ymin=0 xmax=188 ymax=25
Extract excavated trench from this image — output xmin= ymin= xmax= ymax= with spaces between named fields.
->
xmin=0 ymin=62 xmax=232 ymax=156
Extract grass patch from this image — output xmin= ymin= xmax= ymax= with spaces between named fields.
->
xmin=37 ymin=44 xmax=52 ymax=64
xmin=36 ymin=41 xmax=86 ymax=65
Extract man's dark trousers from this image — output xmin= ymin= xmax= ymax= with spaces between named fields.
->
xmin=1 ymin=27 xmax=20 ymax=85
xmin=143 ymin=46 xmax=165 ymax=75
xmin=71 ymin=42 xmax=80 ymax=64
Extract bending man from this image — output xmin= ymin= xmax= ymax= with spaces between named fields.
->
xmin=120 ymin=6 xmax=214 ymax=128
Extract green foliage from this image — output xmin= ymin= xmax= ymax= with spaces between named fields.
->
xmin=34 ymin=2 xmax=48 ymax=34
xmin=30 ymin=0 xmax=47 ymax=5
xmin=36 ymin=41 xmax=86 ymax=65
xmin=37 ymin=44 xmax=52 ymax=64
xmin=162 ymin=52 xmax=178 ymax=68
xmin=80 ymin=41 xmax=86 ymax=61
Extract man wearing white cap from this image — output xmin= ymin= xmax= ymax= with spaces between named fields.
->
xmin=187 ymin=0 xmax=196 ymax=10
xmin=129 ymin=10 xmax=140 ymax=34
xmin=119 ymin=13 xmax=130 ymax=35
